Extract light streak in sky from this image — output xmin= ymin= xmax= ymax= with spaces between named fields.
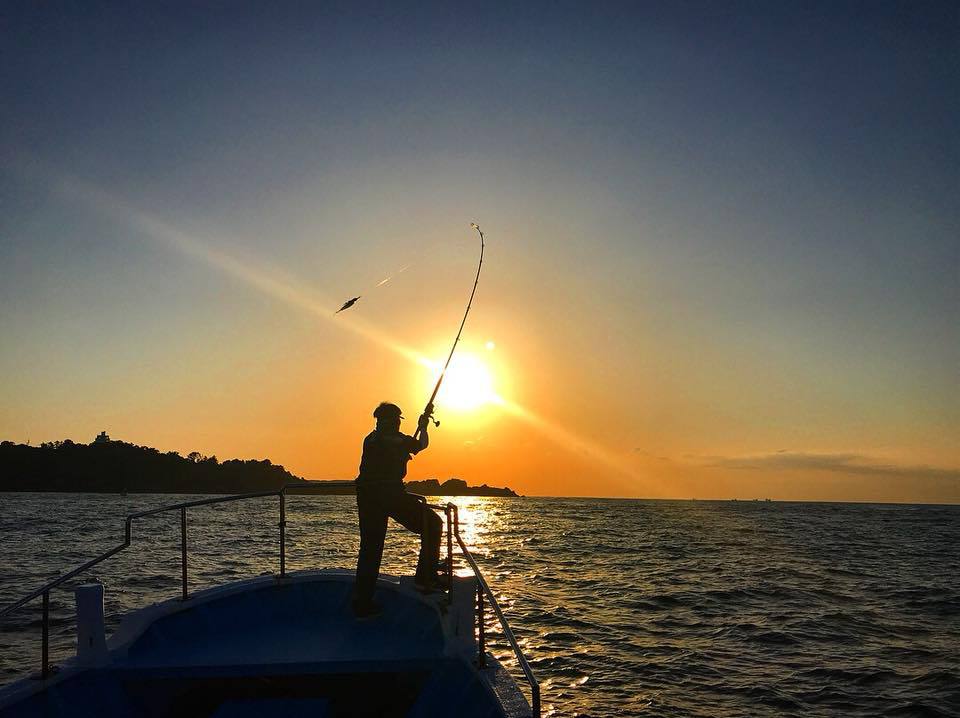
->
xmin=52 ymin=174 xmax=648 ymax=487
xmin=495 ymin=397 xmax=651 ymax=492
xmin=57 ymin=177 xmax=423 ymax=365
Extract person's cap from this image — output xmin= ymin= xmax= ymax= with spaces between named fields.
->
xmin=373 ymin=402 xmax=404 ymax=420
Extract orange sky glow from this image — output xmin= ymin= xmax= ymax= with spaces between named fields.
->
xmin=2 ymin=3 xmax=957 ymax=506
xmin=2 ymin=178 xmax=955 ymax=504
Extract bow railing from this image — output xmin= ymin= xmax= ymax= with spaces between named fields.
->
xmin=2 ymin=486 xmax=539 ymax=717
xmin=0 ymin=488 xmax=293 ymax=679
xmin=414 ymin=497 xmax=540 ymax=717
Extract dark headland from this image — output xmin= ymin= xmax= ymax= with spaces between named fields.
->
xmin=0 ymin=435 xmax=519 ymax=497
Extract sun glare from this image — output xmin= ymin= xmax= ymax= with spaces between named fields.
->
xmin=431 ymin=353 xmax=498 ymax=411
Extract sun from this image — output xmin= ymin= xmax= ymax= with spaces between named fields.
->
xmin=430 ymin=353 xmax=498 ymax=411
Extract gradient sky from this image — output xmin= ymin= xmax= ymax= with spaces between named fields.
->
xmin=1 ymin=2 xmax=957 ymax=502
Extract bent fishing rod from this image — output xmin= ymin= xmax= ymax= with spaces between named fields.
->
xmin=414 ymin=222 xmax=485 ymax=440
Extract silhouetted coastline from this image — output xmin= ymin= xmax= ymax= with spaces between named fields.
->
xmin=405 ymin=478 xmax=519 ymax=498
xmin=0 ymin=437 xmax=519 ymax=496
xmin=287 ymin=478 xmax=518 ymax=497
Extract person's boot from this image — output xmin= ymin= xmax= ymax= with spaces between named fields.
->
xmin=414 ymin=574 xmax=447 ymax=594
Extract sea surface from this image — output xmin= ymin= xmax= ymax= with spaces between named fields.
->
xmin=1 ymin=494 xmax=958 ymax=717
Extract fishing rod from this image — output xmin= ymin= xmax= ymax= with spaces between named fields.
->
xmin=414 ymin=222 xmax=485 ymax=440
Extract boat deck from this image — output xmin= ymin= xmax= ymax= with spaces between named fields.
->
xmin=123 ymin=574 xmax=445 ymax=667
xmin=1 ymin=572 xmax=516 ymax=718
xmin=0 ymin=491 xmax=538 ymax=717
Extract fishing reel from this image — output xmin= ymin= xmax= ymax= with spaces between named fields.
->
xmin=414 ymin=405 xmax=439 ymax=440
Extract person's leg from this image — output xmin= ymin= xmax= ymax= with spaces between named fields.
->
xmin=353 ymin=491 xmax=388 ymax=607
xmin=387 ymin=491 xmax=442 ymax=581
xmin=417 ymin=508 xmax=443 ymax=581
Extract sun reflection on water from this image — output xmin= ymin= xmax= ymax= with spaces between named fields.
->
xmin=4 ymin=496 xmax=959 ymax=717
xmin=424 ymin=496 xmax=500 ymax=575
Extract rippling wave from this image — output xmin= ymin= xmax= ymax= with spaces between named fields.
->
xmin=1 ymin=495 xmax=958 ymax=716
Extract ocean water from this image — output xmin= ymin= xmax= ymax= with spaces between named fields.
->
xmin=1 ymin=494 xmax=958 ymax=717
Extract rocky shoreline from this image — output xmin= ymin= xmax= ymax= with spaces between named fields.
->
xmin=0 ymin=438 xmax=519 ymax=497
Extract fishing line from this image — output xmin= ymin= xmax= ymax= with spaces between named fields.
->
xmin=334 ymin=263 xmax=414 ymax=313
xmin=375 ymin=263 xmax=411 ymax=288
xmin=334 ymin=233 xmax=462 ymax=314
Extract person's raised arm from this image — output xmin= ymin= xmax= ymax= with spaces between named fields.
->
xmin=415 ymin=405 xmax=432 ymax=452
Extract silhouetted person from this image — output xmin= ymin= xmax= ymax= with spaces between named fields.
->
xmin=352 ymin=402 xmax=443 ymax=618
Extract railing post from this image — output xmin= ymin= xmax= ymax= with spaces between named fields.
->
xmin=477 ymin=581 xmax=486 ymax=668
xmin=279 ymin=491 xmax=286 ymax=578
xmin=180 ymin=507 xmax=188 ymax=600
xmin=41 ymin=590 xmax=49 ymax=679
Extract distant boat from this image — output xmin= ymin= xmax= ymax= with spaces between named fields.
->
xmin=0 ymin=484 xmax=540 ymax=717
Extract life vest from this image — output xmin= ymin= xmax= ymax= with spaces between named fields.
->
xmin=356 ymin=430 xmax=420 ymax=485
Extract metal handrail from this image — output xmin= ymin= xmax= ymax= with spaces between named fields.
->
xmin=2 ymin=480 xmax=364 ymax=627
xmin=447 ymin=503 xmax=541 ymax=718
xmin=3 ymin=485 xmax=540 ymax=717
xmin=409 ymin=493 xmax=455 ymax=594
xmin=383 ymin=493 xmax=540 ymax=716
xmin=0 ymin=488 xmax=292 ymax=678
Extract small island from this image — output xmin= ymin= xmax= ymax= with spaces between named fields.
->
xmin=0 ymin=434 xmax=519 ymax=497
xmin=404 ymin=478 xmax=518 ymax=498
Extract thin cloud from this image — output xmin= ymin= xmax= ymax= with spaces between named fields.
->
xmin=633 ymin=449 xmax=672 ymax=462
xmin=702 ymin=451 xmax=960 ymax=481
